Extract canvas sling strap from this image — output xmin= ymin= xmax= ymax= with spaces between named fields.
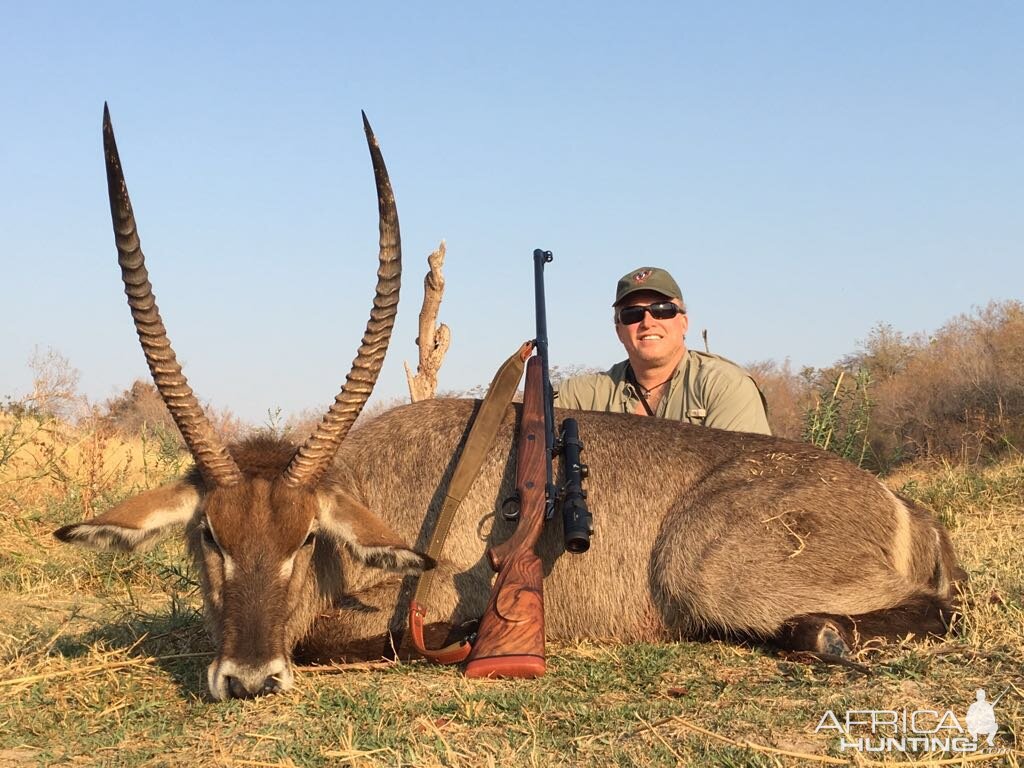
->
xmin=408 ymin=340 xmax=533 ymax=664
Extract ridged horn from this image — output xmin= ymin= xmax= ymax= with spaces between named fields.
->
xmin=103 ymin=104 xmax=243 ymax=488
xmin=283 ymin=112 xmax=401 ymax=488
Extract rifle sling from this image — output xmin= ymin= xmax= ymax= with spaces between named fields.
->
xmin=408 ymin=341 xmax=533 ymax=664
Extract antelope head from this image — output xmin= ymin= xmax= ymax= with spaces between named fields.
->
xmin=54 ymin=106 xmax=433 ymax=700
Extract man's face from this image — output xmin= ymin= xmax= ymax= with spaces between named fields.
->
xmin=614 ymin=290 xmax=688 ymax=369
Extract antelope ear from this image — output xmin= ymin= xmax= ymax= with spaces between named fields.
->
xmin=316 ymin=491 xmax=435 ymax=574
xmin=54 ymin=480 xmax=202 ymax=552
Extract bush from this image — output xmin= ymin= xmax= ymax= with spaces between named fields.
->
xmin=101 ymin=380 xmax=178 ymax=439
xmin=100 ymin=379 xmax=247 ymax=447
xmin=801 ymin=300 xmax=1024 ymax=470
xmin=801 ymin=367 xmax=873 ymax=467
xmin=743 ymin=359 xmax=810 ymax=441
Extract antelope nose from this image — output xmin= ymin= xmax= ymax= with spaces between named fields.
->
xmin=208 ymin=657 xmax=293 ymax=701
xmin=226 ymin=674 xmax=282 ymax=699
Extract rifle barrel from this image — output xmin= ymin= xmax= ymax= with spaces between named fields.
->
xmin=533 ymin=249 xmax=557 ymax=518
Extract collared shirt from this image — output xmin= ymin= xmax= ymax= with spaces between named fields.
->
xmin=554 ymin=349 xmax=772 ymax=435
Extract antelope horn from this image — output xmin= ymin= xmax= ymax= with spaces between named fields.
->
xmin=103 ymin=104 xmax=243 ymax=488
xmin=284 ymin=112 xmax=401 ymax=488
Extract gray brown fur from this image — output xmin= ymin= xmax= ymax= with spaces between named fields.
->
xmin=279 ymin=397 xmax=962 ymax=656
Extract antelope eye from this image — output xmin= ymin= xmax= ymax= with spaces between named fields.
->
xmin=200 ymin=523 xmax=219 ymax=550
xmin=302 ymin=532 xmax=316 ymax=548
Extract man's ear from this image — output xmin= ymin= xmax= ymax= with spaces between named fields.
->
xmin=54 ymin=480 xmax=201 ymax=552
xmin=316 ymin=491 xmax=435 ymax=574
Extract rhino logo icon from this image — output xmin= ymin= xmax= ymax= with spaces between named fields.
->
xmin=632 ymin=269 xmax=652 ymax=283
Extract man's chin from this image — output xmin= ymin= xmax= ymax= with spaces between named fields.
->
xmin=630 ymin=346 xmax=684 ymax=369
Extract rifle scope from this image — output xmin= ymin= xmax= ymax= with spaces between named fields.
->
xmin=559 ymin=417 xmax=592 ymax=553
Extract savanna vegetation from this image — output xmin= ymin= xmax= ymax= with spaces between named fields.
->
xmin=1 ymin=301 xmax=1022 ymax=766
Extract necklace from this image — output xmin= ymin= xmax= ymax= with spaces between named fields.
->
xmin=637 ymin=378 xmax=671 ymax=398
xmin=625 ymin=364 xmax=674 ymax=416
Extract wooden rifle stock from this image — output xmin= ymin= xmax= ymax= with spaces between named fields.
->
xmin=464 ymin=355 xmax=547 ymax=678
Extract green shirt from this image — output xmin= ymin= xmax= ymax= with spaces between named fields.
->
xmin=554 ymin=350 xmax=771 ymax=435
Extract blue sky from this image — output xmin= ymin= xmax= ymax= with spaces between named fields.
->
xmin=2 ymin=2 xmax=1021 ymax=423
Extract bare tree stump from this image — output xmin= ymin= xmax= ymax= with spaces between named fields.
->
xmin=404 ymin=241 xmax=451 ymax=402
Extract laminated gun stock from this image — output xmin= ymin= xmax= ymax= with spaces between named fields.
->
xmin=464 ymin=354 xmax=547 ymax=678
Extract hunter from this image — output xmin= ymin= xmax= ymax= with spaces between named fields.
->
xmin=555 ymin=266 xmax=771 ymax=435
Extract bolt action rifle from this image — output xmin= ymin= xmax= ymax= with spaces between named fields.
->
xmin=465 ymin=249 xmax=593 ymax=678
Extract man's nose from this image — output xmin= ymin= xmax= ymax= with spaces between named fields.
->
xmin=637 ymin=312 xmax=655 ymax=329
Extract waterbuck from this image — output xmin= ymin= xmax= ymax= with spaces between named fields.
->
xmin=55 ymin=107 xmax=964 ymax=700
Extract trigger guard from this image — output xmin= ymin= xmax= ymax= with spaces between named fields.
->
xmin=501 ymin=494 xmax=520 ymax=521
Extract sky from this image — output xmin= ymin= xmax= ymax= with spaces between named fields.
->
xmin=2 ymin=2 xmax=1022 ymax=424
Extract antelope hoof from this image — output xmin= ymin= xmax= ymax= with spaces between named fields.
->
xmin=815 ymin=622 xmax=852 ymax=658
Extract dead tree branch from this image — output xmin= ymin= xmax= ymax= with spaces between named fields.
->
xmin=404 ymin=241 xmax=451 ymax=402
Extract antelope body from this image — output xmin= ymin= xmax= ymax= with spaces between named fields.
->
xmin=55 ymin=108 xmax=963 ymax=700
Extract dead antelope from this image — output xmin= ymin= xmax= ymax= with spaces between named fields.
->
xmin=56 ymin=107 xmax=964 ymax=700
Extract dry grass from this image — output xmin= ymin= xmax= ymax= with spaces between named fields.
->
xmin=1 ymin=416 xmax=1022 ymax=766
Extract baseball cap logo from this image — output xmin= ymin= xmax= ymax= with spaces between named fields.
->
xmin=632 ymin=270 xmax=652 ymax=284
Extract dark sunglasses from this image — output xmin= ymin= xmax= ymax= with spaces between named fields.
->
xmin=616 ymin=302 xmax=684 ymax=326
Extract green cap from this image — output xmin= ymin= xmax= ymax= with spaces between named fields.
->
xmin=613 ymin=267 xmax=684 ymax=307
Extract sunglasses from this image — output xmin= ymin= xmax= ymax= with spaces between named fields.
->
xmin=616 ymin=302 xmax=684 ymax=326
